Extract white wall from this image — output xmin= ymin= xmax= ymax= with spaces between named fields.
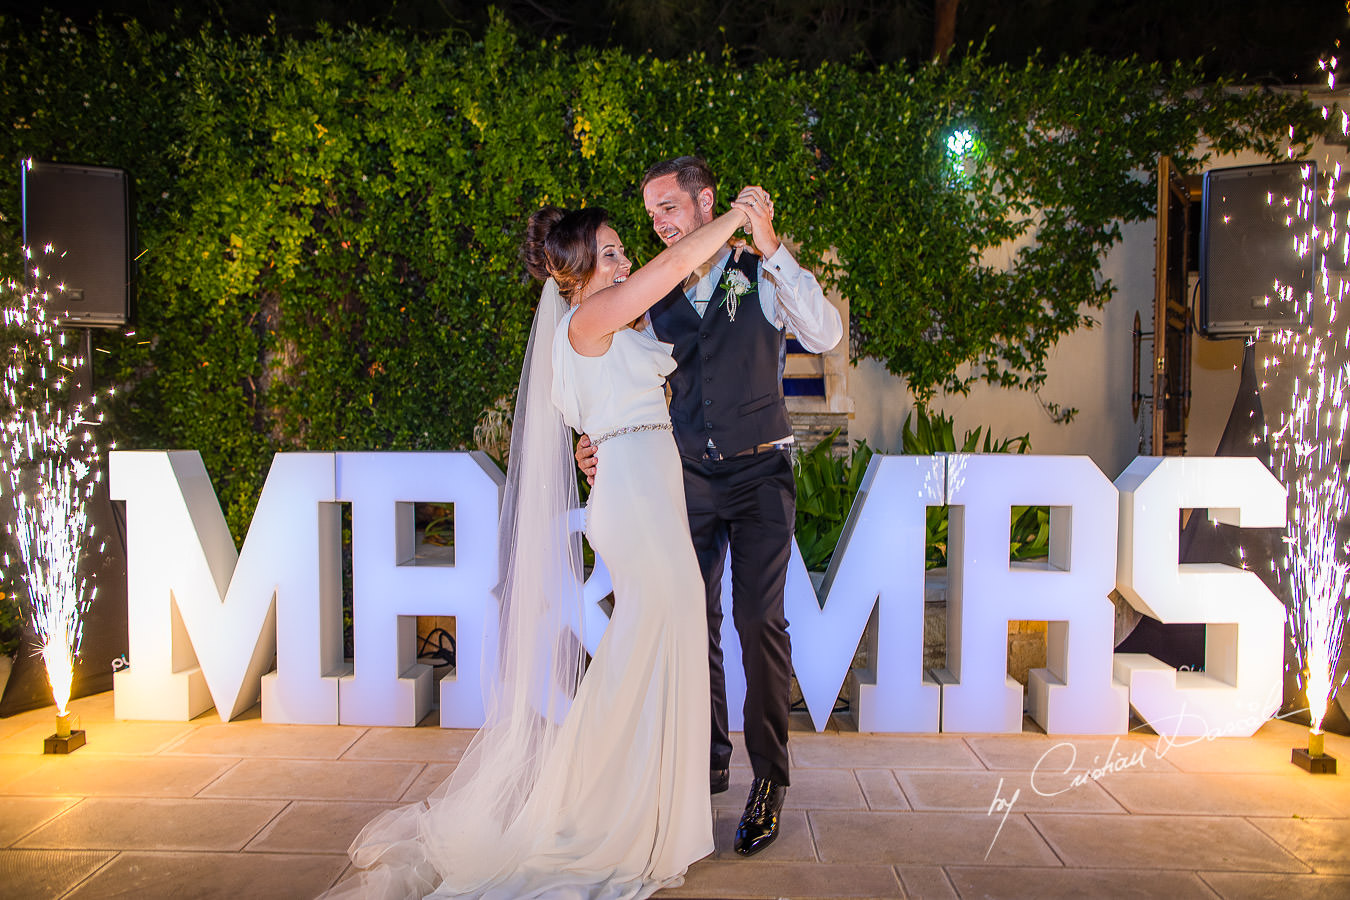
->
xmin=848 ymin=132 xmax=1350 ymax=479
xmin=850 ymin=214 xmax=1154 ymax=479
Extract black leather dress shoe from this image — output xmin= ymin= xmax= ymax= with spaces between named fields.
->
xmin=733 ymin=777 xmax=787 ymax=856
xmin=710 ymin=767 xmax=730 ymax=795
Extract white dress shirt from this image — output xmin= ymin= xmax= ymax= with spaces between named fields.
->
xmin=681 ymin=244 xmax=843 ymax=448
xmin=686 ymin=245 xmax=843 ymax=353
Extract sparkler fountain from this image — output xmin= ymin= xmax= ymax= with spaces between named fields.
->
xmin=1 ymin=245 xmax=109 ymax=753
xmin=1269 ymin=57 xmax=1350 ymax=774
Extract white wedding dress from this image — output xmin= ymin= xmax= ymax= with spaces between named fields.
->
xmin=538 ymin=309 xmax=714 ymax=895
xmin=327 ymin=303 xmax=712 ymax=900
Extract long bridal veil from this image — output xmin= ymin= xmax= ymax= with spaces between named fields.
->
xmin=328 ymin=279 xmax=586 ymax=899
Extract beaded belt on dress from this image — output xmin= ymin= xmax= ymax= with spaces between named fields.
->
xmin=591 ymin=422 xmax=672 ymax=446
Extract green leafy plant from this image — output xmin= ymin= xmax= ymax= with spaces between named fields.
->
xmin=901 ymin=407 xmax=1030 ymax=457
xmin=0 ymin=14 xmax=1325 ymax=536
xmin=1009 ymin=505 xmax=1051 ymax=562
xmin=901 ymin=407 xmax=1048 ymax=568
xmin=420 ymin=504 xmax=456 ymax=547
xmin=794 ymin=430 xmax=873 ymax=571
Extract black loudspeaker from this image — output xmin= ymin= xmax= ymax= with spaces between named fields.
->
xmin=1199 ymin=162 xmax=1313 ymax=338
xmin=21 ymin=160 xmax=133 ymax=328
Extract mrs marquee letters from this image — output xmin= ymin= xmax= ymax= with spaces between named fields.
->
xmin=109 ymin=450 xmax=1286 ymax=737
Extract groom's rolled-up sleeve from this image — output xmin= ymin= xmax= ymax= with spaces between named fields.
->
xmin=760 ymin=244 xmax=843 ymax=354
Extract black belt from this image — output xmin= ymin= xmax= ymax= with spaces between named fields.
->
xmin=695 ymin=442 xmax=789 ymax=462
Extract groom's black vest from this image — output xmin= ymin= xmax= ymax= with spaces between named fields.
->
xmin=649 ymin=251 xmax=791 ymax=459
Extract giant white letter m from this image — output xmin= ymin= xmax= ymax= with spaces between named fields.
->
xmin=111 ymin=451 xmax=343 ymax=722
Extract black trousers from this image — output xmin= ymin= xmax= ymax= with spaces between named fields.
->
xmin=681 ymin=449 xmax=795 ymax=785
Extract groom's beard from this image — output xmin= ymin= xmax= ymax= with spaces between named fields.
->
xmin=660 ymin=213 xmax=716 ymax=248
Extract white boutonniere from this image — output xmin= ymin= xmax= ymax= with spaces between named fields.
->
xmin=718 ymin=269 xmax=754 ymax=322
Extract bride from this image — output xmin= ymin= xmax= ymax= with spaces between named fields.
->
xmin=326 ymin=194 xmax=755 ymax=899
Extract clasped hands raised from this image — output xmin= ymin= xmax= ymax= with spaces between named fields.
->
xmin=575 ymin=185 xmax=779 ymax=483
xmin=729 ymin=186 xmax=780 ymax=261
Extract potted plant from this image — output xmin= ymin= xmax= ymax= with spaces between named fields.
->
xmin=899 ymin=407 xmax=1046 ymax=568
xmin=792 ymin=429 xmax=873 ymax=579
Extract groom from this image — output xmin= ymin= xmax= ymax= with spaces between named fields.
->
xmin=579 ymin=156 xmax=842 ymax=856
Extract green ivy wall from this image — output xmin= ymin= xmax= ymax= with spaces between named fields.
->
xmin=0 ymin=14 xmax=1324 ymax=534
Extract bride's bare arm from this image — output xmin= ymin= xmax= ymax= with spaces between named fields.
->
xmin=570 ymin=204 xmax=750 ymax=346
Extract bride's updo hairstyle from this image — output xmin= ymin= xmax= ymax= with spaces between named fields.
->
xmin=522 ymin=205 xmax=611 ymax=300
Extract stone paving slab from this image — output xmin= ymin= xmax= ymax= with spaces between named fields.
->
xmin=1028 ymin=813 xmax=1311 ymax=872
xmin=660 ymin=860 xmax=904 ymax=898
xmin=0 ymin=848 xmax=116 ymax=898
xmin=15 ymin=798 xmax=285 ymax=853
xmin=62 ymin=850 xmax=348 ymax=899
xmin=398 ymin=762 xmax=456 ymax=802
xmin=1096 ymin=771 xmax=1350 ymax=817
xmin=0 ymin=755 xmax=237 ymax=798
xmin=895 ymin=865 xmax=960 ymax=899
xmin=963 ymin=733 xmax=1180 ymax=773
xmin=855 ymin=768 xmax=911 ymax=810
xmin=1245 ymin=817 xmax=1350 ymax=874
xmin=809 ymin=810 xmax=1061 ymax=867
xmin=338 ymin=725 xmax=474 ymax=762
xmin=164 ymin=722 xmax=364 ymax=759
xmin=1152 ymin=734 xmax=1350 ymax=774
xmin=896 ymin=768 xmax=1127 ymax=813
xmin=0 ymin=797 xmax=79 ymax=847
xmin=244 ymin=800 xmax=402 ymax=855
xmin=196 ymin=758 xmax=423 ymax=802
xmin=1199 ymin=871 xmax=1350 ymax=900
xmin=0 ymin=712 xmax=36 ymax=743
xmin=0 ymin=720 xmax=194 ymax=757
xmin=0 ymin=691 xmax=1346 ymax=899
xmin=944 ymin=865 xmax=1220 ymax=899
xmin=1148 ymin=718 xmax=1350 ymax=770
xmin=791 ymin=733 xmax=985 ymax=769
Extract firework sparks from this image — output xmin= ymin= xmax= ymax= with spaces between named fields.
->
xmin=1269 ymin=56 xmax=1350 ymax=740
xmin=1 ymin=248 xmax=105 ymax=716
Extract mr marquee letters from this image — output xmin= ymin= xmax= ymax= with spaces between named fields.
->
xmin=109 ymin=451 xmax=1286 ymax=737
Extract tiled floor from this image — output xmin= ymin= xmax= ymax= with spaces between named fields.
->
xmin=1 ymin=692 xmax=1348 ymax=899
